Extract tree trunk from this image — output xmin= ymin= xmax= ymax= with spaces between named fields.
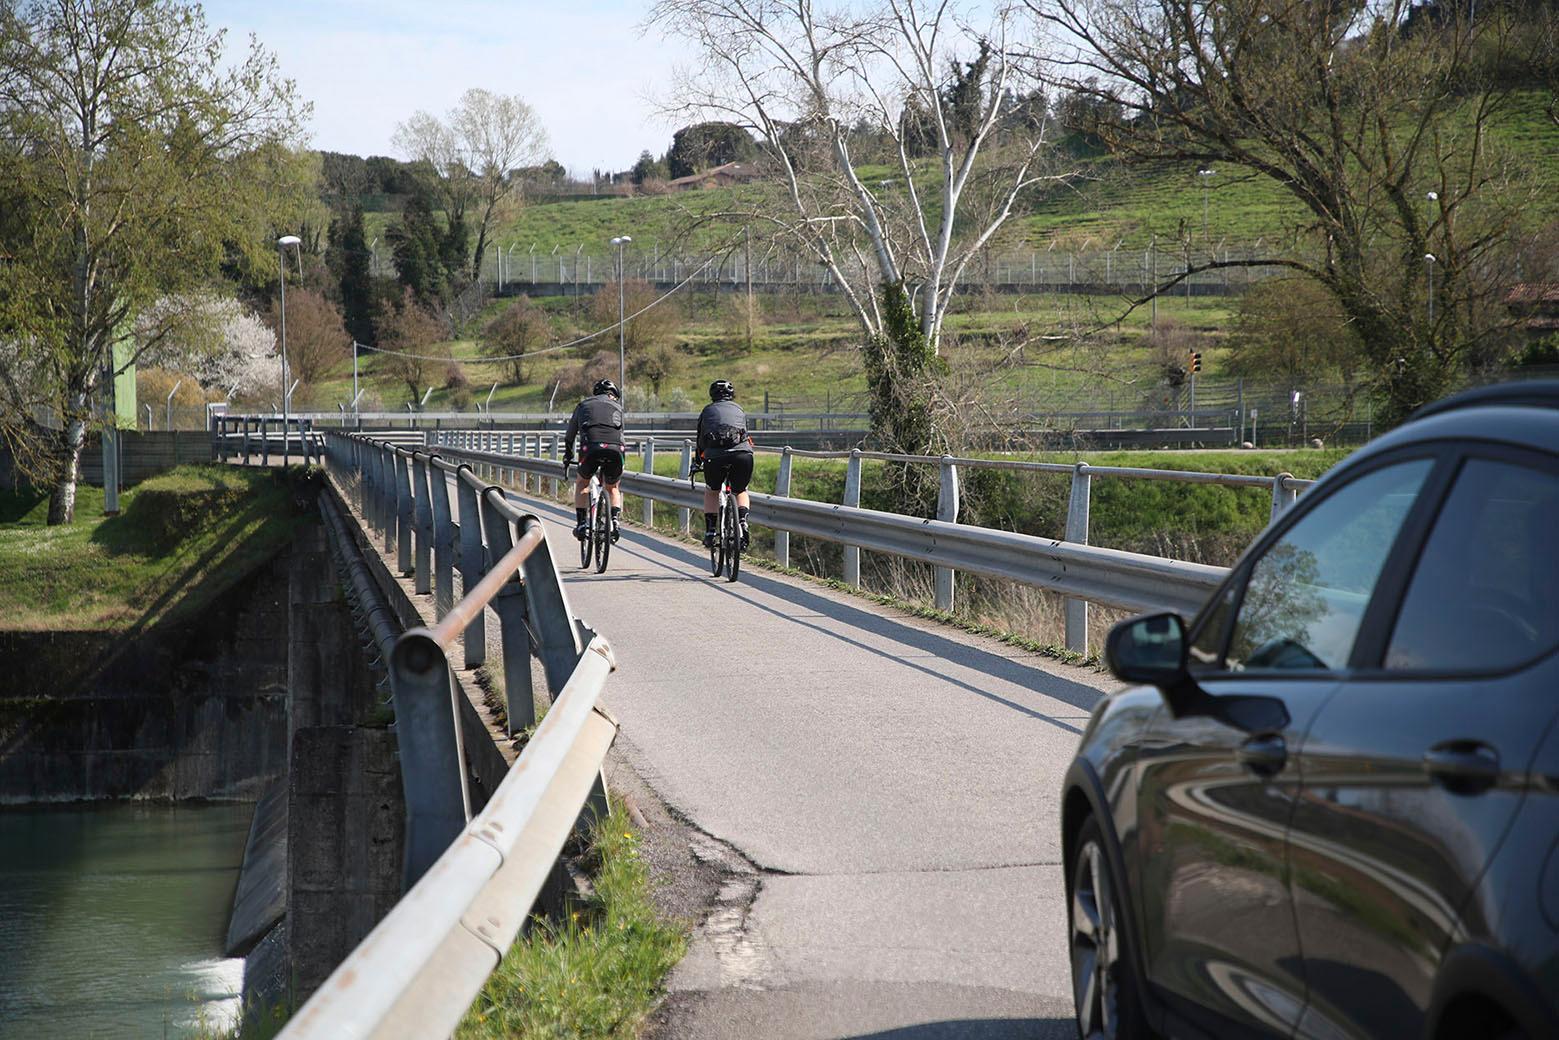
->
xmin=46 ymin=417 xmax=87 ymax=525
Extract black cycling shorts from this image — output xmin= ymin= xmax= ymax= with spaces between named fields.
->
xmin=703 ymin=452 xmax=754 ymax=494
xmin=578 ymin=446 xmax=624 ymax=483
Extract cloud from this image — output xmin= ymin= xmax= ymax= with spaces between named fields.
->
xmin=203 ymin=0 xmax=687 ymax=174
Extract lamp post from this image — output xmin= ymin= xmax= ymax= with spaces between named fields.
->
xmin=277 ymin=234 xmax=301 ymax=464
xmin=610 ymin=235 xmax=632 ymax=397
xmin=1424 ymin=253 xmax=1437 ymax=326
xmin=1197 ymin=168 xmax=1216 ymax=241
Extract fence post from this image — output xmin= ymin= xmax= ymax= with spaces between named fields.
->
xmin=412 ymin=455 xmax=434 ymax=594
xmin=1064 ymin=463 xmax=1093 ymax=655
xmin=843 ymin=449 xmax=862 ymax=587
xmin=479 ymin=492 xmax=535 ymax=735
xmin=935 ymin=456 xmax=959 ymax=612
xmin=678 ymin=441 xmax=693 ymax=533
xmin=1270 ymin=472 xmax=1297 ymax=522
xmin=774 ymin=447 xmax=793 ymax=568
xmin=260 ymin=417 xmax=270 ymax=466
xmin=379 ymin=450 xmax=396 ymax=554
xmin=394 ymin=452 xmax=415 ymax=576
xmin=429 ymin=458 xmax=456 ymax=618
xmin=642 ymin=438 xmax=655 ymax=527
xmin=455 ymin=468 xmax=488 ymax=668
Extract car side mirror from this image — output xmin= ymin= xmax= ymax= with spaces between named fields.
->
xmin=1105 ymin=612 xmax=1190 ymax=688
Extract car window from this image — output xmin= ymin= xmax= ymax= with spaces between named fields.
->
xmin=1385 ymin=458 xmax=1559 ymax=672
xmin=1225 ymin=460 xmax=1432 ymax=672
xmin=1189 ymin=584 xmax=1237 ymax=672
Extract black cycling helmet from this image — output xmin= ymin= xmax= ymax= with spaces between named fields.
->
xmin=592 ymin=378 xmax=620 ymax=400
xmin=709 ymin=379 xmax=735 ymax=402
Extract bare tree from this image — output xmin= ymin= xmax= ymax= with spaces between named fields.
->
xmin=1030 ymin=0 xmax=1551 ymax=423
xmin=649 ymin=0 xmax=1069 ymax=454
xmin=273 ymin=288 xmax=351 ymax=386
xmin=377 ymin=290 xmax=448 ymax=403
xmin=393 ymin=89 xmax=550 ymax=284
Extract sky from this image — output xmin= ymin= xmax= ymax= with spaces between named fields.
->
xmin=202 ymin=0 xmax=689 ymax=176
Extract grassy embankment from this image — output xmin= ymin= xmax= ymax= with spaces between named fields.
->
xmin=457 ymin=816 xmax=686 ymax=1040
xmin=0 ymin=466 xmax=309 ymax=632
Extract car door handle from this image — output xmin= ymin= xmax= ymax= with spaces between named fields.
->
xmin=1236 ymin=734 xmax=1287 ymax=776
xmin=1423 ymin=741 xmax=1500 ymax=793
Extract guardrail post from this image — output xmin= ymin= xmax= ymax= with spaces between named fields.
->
xmin=642 ymin=438 xmax=655 ymax=527
xmin=430 ymin=460 xmax=456 ymax=618
xmin=387 ymin=630 xmax=472 ymax=887
xmin=378 ymin=449 xmax=395 ymax=550
xmin=260 ymin=417 xmax=270 ymax=466
xmin=678 ymin=441 xmax=693 ymax=533
xmin=1270 ymin=472 xmax=1297 ymax=521
xmin=843 ymin=449 xmax=863 ymax=586
xmin=1065 ymin=463 xmax=1092 ymax=655
xmin=395 ymin=452 xmax=415 ymax=576
xmin=774 ymin=447 xmax=793 ymax=567
xmin=241 ymin=418 xmax=251 ymax=464
xmin=518 ymin=516 xmax=585 ymax=692
xmin=544 ymin=434 xmax=557 ymax=498
xmin=455 ymin=468 xmax=488 ymax=668
xmin=480 ymin=494 xmax=536 ymax=735
xmin=412 ymin=454 xmax=434 ymax=594
xmin=935 ymin=456 xmax=960 ymax=612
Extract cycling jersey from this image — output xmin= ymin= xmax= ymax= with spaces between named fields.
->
xmin=565 ymin=393 xmax=625 ymax=457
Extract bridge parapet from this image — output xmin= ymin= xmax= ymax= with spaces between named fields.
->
xmin=276 ymin=432 xmax=618 ymax=1040
xmin=424 ymin=429 xmax=1303 ymax=655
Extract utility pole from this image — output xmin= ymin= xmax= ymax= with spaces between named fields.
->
xmin=745 ymin=225 xmax=754 ymax=351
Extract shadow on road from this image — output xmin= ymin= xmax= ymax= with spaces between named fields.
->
xmin=844 ymin=1021 xmax=1076 ymax=1040
xmin=510 ymin=494 xmax=1106 ymax=732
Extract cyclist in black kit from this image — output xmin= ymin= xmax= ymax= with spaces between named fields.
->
xmin=696 ymin=379 xmax=754 ymax=550
xmin=563 ymin=379 xmax=625 ymax=542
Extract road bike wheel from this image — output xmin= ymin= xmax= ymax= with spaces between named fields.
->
xmin=580 ymin=497 xmax=594 ymax=569
xmin=708 ymin=502 xmax=723 ymax=576
xmin=594 ymin=498 xmax=611 ymax=573
xmin=723 ymin=495 xmax=741 ymax=583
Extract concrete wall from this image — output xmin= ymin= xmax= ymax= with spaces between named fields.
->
xmin=0 ymin=554 xmax=290 ymax=803
xmin=0 ymin=431 xmax=213 ymax=490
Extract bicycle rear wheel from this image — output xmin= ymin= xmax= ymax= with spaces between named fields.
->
xmin=594 ymin=498 xmax=611 ymax=573
xmin=708 ymin=502 xmax=723 ymax=576
xmin=580 ymin=496 xmax=594 ymax=569
xmin=723 ymin=497 xmax=741 ymax=582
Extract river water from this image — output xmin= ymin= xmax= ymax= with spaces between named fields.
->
xmin=0 ymin=802 xmax=252 ymax=1039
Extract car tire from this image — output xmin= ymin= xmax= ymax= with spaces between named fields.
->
xmin=1068 ymin=814 xmax=1153 ymax=1040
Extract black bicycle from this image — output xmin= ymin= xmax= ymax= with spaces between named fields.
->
xmin=567 ymin=462 xmax=611 ymax=573
xmin=691 ymin=463 xmax=740 ymax=582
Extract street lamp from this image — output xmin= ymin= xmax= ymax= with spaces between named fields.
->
xmin=1197 ymin=168 xmax=1216 ymax=241
xmin=277 ymin=234 xmax=302 ymax=464
xmin=1424 ymin=253 xmax=1437 ymax=326
xmin=610 ymin=235 xmax=632 ymax=398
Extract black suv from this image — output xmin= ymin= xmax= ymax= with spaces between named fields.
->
xmin=1062 ymin=383 xmax=1559 ymax=1040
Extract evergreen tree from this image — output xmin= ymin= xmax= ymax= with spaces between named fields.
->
xmin=387 ymin=189 xmax=448 ymax=308
xmin=330 ymin=206 xmax=376 ymax=345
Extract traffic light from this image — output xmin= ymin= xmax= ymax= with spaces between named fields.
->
xmin=1189 ymin=351 xmax=1203 ymax=374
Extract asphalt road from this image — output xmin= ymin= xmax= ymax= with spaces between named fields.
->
xmin=511 ymin=491 xmax=1114 ymax=1040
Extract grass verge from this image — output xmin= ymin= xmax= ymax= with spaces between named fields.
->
xmin=0 ymin=465 xmax=313 ymax=631
xmin=457 ymin=815 xmax=686 ymax=1040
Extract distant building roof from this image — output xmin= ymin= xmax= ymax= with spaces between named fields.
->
xmin=1505 ymin=283 xmax=1559 ymax=307
xmin=667 ymin=162 xmax=762 ymax=189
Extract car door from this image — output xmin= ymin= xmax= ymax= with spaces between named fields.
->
xmin=1288 ymin=449 xmax=1559 ymax=1040
xmin=1136 ymin=457 xmax=1438 ymax=1038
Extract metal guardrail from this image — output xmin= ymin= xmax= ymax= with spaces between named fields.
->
xmin=276 ymin=432 xmax=619 ymax=1040
xmin=425 ymin=431 xmax=1262 ymax=652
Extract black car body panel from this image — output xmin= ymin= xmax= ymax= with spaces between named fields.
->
xmin=1062 ymin=384 xmax=1559 ymax=1040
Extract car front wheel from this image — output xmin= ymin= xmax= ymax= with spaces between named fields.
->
xmin=1069 ymin=815 xmax=1151 ymax=1040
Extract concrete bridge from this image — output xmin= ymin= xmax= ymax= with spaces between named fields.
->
xmin=206 ymin=428 xmax=1305 ymax=1038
